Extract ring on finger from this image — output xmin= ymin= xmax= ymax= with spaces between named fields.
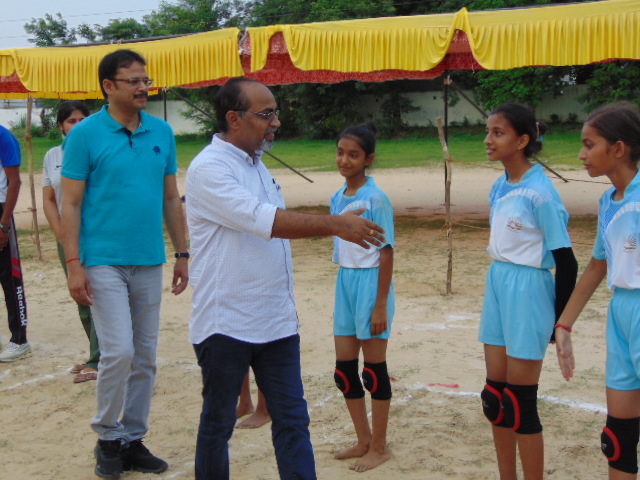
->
xmin=369 ymin=229 xmax=374 ymax=236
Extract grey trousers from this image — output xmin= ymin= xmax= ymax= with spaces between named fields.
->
xmin=86 ymin=265 xmax=163 ymax=442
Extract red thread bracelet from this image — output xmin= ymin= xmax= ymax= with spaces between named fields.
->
xmin=555 ymin=323 xmax=572 ymax=333
xmin=66 ymin=257 xmax=80 ymax=264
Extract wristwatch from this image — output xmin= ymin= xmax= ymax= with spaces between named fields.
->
xmin=175 ymin=252 xmax=190 ymax=259
xmin=0 ymin=223 xmax=10 ymax=233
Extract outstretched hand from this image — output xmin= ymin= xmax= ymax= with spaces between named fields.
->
xmin=555 ymin=328 xmax=575 ymax=381
xmin=338 ymin=207 xmax=386 ymax=249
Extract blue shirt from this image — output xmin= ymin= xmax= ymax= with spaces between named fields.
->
xmin=593 ymin=171 xmax=640 ymax=290
xmin=331 ymin=176 xmax=395 ymax=268
xmin=0 ymin=124 xmax=21 ymax=203
xmin=487 ymin=164 xmax=571 ymax=269
xmin=62 ymin=105 xmax=177 ymax=267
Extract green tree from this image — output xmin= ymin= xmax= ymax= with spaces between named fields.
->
xmin=143 ymin=0 xmax=246 ymax=35
xmin=474 ymin=67 xmax=573 ymax=114
xmin=24 ymin=13 xmax=76 ymax=46
xmin=97 ymin=19 xmax=153 ymax=42
xmin=579 ymin=61 xmax=640 ymax=112
xmin=248 ymin=0 xmax=394 ymax=26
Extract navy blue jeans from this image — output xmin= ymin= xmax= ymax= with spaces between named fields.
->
xmin=193 ymin=333 xmax=316 ymax=480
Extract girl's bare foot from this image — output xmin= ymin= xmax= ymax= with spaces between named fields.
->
xmin=334 ymin=443 xmax=369 ymax=460
xmin=350 ymin=446 xmax=392 ymax=472
xmin=236 ymin=410 xmax=271 ymax=429
xmin=236 ymin=401 xmax=255 ymax=419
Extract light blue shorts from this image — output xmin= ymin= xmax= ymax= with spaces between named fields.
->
xmin=606 ymin=288 xmax=640 ymax=391
xmin=334 ymin=267 xmax=395 ymax=340
xmin=479 ymin=261 xmax=555 ymax=360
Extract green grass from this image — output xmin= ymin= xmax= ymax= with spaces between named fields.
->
xmin=19 ymin=131 xmax=584 ymax=173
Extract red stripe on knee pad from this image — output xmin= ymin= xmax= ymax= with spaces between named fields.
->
xmin=503 ymin=387 xmax=521 ymax=432
xmin=362 ymin=367 xmax=378 ymax=393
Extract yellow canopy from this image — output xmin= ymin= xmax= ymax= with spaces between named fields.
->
xmin=1 ymin=0 xmax=639 ymax=99
xmin=466 ymin=0 xmax=640 ymax=69
xmin=248 ymin=9 xmax=464 ymax=74
xmin=248 ymin=0 xmax=640 ymax=73
xmin=0 ymin=28 xmax=243 ymax=99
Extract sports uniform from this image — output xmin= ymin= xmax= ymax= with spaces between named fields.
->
xmin=479 ymin=164 xmax=572 ymax=360
xmin=593 ymin=171 xmax=640 ymax=390
xmin=331 ymin=176 xmax=395 ymax=340
xmin=591 ymin=171 xmax=640 ymax=474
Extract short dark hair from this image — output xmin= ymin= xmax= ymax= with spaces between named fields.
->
xmin=337 ymin=122 xmax=378 ymax=157
xmin=490 ymin=103 xmax=547 ymax=158
xmin=213 ymin=77 xmax=262 ymax=133
xmin=586 ymin=103 xmax=640 ymax=164
xmin=98 ymin=49 xmax=147 ymax=98
xmin=57 ymin=101 xmax=90 ymax=126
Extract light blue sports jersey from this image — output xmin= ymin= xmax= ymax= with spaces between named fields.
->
xmin=487 ymin=164 xmax=571 ymax=269
xmin=593 ymin=171 xmax=640 ymax=290
xmin=331 ymin=176 xmax=394 ymax=268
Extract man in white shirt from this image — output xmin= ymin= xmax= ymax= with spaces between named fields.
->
xmin=186 ymin=77 xmax=385 ymax=480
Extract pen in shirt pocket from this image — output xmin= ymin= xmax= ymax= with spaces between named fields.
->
xmin=272 ymin=178 xmax=281 ymax=192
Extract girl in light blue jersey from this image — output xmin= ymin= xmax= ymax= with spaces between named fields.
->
xmin=479 ymin=104 xmax=577 ymax=480
xmin=556 ymin=104 xmax=640 ymax=479
xmin=330 ymin=122 xmax=395 ymax=473
xmin=42 ymin=101 xmax=99 ymax=383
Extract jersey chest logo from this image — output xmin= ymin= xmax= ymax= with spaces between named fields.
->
xmin=623 ymin=235 xmax=637 ymax=253
xmin=506 ymin=217 xmax=523 ymax=233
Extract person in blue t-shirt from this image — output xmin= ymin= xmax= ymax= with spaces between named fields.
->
xmin=330 ymin=122 xmax=395 ymax=473
xmin=479 ymin=104 xmax=577 ymax=480
xmin=556 ymin=104 xmax=640 ymax=479
xmin=0 ymin=124 xmax=29 ymax=363
xmin=61 ymin=49 xmax=189 ymax=479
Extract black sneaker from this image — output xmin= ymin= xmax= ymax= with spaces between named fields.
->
xmin=94 ymin=439 xmax=123 ymax=479
xmin=122 ymin=439 xmax=168 ymax=473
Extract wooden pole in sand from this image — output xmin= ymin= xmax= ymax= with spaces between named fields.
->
xmin=25 ymin=96 xmax=43 ymax=261
xmin=436 ymin=116 xmax=453 ymax=295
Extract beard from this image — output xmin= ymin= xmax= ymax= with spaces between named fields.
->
xmin=261 ymin=138 xmax=275 ymax=151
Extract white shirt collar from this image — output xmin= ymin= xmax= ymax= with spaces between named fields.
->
xmin=212 ymin=133 xmax=264 ymax=166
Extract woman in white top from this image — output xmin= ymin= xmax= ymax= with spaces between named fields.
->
xmin=42 ymin=101 xmax=98 ymax=383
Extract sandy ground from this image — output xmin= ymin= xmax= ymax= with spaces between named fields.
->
xmin=1 ymin=165 xmax=616 ymax=479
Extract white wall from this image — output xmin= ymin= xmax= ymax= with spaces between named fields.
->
xmin=363 ymin=84 xmax=589 ymax=127
xmin=0 ymin=86 xmax=590 ymax=134
xmin=0 ymin=100 xmax=41 ymax=128
xmin=0 ymin=99 xmax=197 ymax=134
xmin=145 ymin=99 xmax=201 ymax=135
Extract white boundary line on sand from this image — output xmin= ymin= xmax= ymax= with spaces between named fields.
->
xmin=1 ymin=371 xmax=607 ymax=415
xmin=401 ymin=383 xmax=607 ymax=415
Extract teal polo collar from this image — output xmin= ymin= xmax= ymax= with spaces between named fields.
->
xmin=98 ymin=104 xmax=152 ymax=134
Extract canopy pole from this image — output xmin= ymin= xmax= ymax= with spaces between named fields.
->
xmin=25 ymin=96 xmax=43 ymax=261
xmin=163 ymin=89 xmax=168 ymax=122
xmin=437 ymin=116 xmax=453 ymax=295
xmin=163 ymin=88 xmax=313 ymax=183
xmin=448 ymin=80 xmax=568 ymax=183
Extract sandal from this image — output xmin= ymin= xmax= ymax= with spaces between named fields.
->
xmin=70 ymin=363 xmax=86 ymax=374
xmin=73 ymin=368 xmax=98 ymax=383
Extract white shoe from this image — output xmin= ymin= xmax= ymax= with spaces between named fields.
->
xmin=0 ymin=342 xmax=32 ymax=362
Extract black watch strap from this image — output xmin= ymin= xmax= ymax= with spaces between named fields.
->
xmin=175 ymin=252 xmax=190 ymax=259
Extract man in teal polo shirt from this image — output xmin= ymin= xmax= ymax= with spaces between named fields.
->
xmin=61 ymin=49 xmax=189 ymax=479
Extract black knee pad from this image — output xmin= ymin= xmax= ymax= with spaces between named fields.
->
xmin=362 ymin=361 xmax=392 ymax=400
xmin=481 ymin=378 xmax=507 ymax=426
xmin=601 ymin=415 xmax=640 ymax=474
xmin=502 ymin=384 xmax=542 ymax=434
xmin=334 ymin=359 xmax=365 ymax=399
